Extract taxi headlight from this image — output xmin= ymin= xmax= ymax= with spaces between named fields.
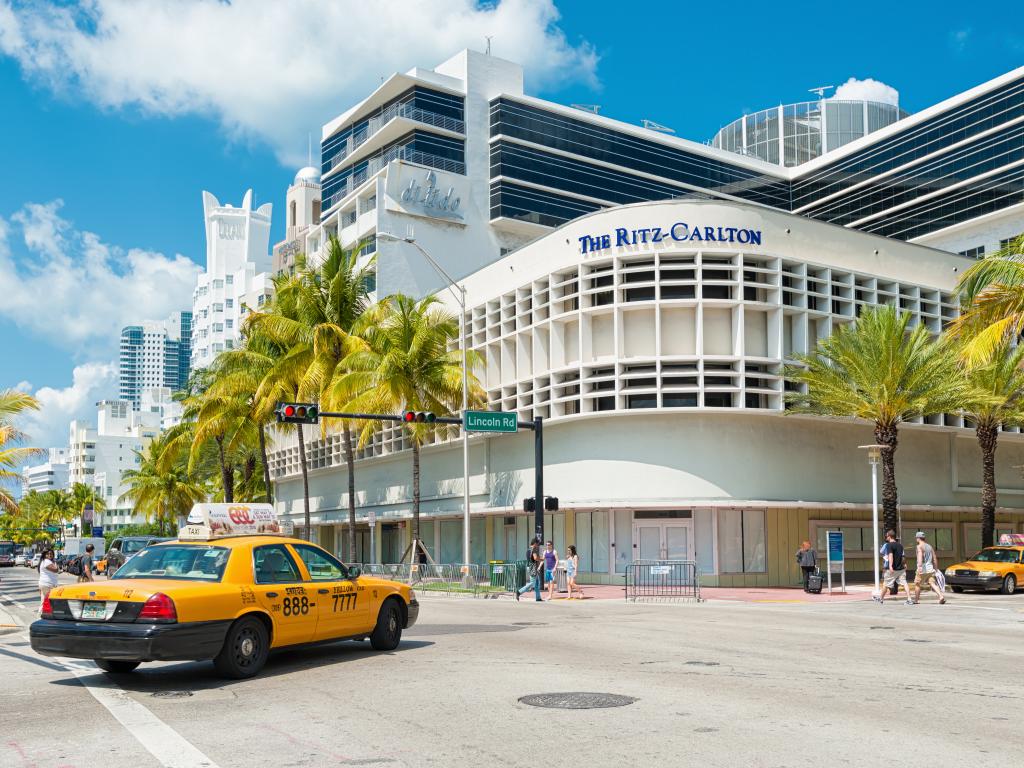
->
xmin=978 ymin=570 xmax=998 ymax=578
xmin=408 ymin=589 xmax=417 ymax=601
xmin=945 ymin=567 xmax=955 ymax=576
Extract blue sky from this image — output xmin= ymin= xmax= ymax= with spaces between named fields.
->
xmin=1 ymin=0 xmax=1022 ymax=448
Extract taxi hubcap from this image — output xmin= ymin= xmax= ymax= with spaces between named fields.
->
xmin=240 ymin=637 xmax=255 ymax=657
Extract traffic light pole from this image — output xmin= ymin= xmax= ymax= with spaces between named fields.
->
xmin=533 ymin=416 xmax=544 ymax=544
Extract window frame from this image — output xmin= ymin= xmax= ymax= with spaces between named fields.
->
xmin=717 ymin=508 xmax=767 ymax=574
xmin=251 ymin=543 xmax=305 ymax=585
xmin=291 ymin=543 xmax=351 ymax=581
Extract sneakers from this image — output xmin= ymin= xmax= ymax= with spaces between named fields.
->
xmin=904 ymin=599 xmax=915 ymax=605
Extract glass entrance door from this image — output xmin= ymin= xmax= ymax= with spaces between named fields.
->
xmin=632 ymin=521 xmax=692 ymax=561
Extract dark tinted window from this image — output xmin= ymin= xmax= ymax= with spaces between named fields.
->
xmin=253 ymin=545 xmax=303 ymax=584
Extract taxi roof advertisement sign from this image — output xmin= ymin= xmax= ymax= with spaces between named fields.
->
xmin=182 ymin=503 xmax=282 ymax=540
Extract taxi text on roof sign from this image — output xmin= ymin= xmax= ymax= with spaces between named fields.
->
xmin=180 ymin=503 xmax=283 ymax=540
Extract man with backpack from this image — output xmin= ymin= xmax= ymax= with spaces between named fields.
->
xmin=878 ymin=530 xmax=909 ymax=604
xmin=76 ymin=544 xmax=95 ymax=583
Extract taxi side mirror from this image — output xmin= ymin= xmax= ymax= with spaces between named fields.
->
xmin=347 ymin=565 xmax=362 ymax=579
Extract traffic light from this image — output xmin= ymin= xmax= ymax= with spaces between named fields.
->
xmin=277 ymin=402 xmax=320 ymax=424
xmin=402 ymin=411 xmax=437 ymax=424
xmin=523 ymin=497 xmax=536 ymax=513
xmin=544 ymin=497 xmax=559 ymax=511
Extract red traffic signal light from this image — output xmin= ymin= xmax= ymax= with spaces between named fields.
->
xmin=402 ymin=411 xmax=437 ymax=424
xmin=277 ymin=403 xmax=319 ymax=425
xmin=403 ymin=411 xmax=417 ymax=423
xmin=284 ymin=405 xmax=296 ymax=418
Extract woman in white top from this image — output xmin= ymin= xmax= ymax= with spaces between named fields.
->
xmin=38 ymin=548 xmax=59 ymax=614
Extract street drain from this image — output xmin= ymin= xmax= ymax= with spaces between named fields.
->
xmin=512 ymin=622 xmax=547 ymax=626
xmin=151 ymin=691 xmax=193 ymax=699
xmin=519 ymin=692 xmax=637 ymax=709
xmin=685 ymin=661 xmax=720 ymax=667
xmin=904 ymin=639 xmax=931 ymax=644
xmin=870 ymin=626 xmax=895 ymax=630
xmin=694 ymin=727 xmax=719 ymax=733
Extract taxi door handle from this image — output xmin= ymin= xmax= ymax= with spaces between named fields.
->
xmin=318 ymin=588 xmax=330 ymax=594
xmin=266 ymin=592 xmax=278 ymax=598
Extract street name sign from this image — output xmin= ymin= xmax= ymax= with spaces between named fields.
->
xmin=464 ymin=410 xmax=518 ymax=433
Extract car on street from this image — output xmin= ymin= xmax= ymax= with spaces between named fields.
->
xmin=30 ymin=553 xmax=42 ymax=568
xmin=102 ymin=536 xmax=173 ymax=575
xmin=14 ymin=554 xmax=27 ymax=566
xmin=29 ymin=504 xmax=418 ymax=679
xmin=944 ymin=545 xmax=1024 ymax=594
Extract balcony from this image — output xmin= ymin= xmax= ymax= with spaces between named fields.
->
xmin=323 ymin=146 xmax=465 ymax=213
xmin=326 ymin=102 xmax=465 ymax=175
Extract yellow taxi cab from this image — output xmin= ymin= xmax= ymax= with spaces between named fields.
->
xmin=30 ymin=504 xmax=418 ymax=679
xmin=944 ymin=537 xmax=1024 ymax=595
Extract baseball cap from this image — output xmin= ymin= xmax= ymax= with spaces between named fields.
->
xmin=915 ymin=531 xmax=926 ymax=539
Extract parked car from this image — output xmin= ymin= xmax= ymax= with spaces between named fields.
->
xmin=945 ymin=545 xmax=1024 ymax=594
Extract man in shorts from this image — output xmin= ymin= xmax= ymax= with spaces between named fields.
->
xmin=911 ymin=531 xmax=946 ymax=604
xmin=878 ymin=530 xmax=909 ymax=603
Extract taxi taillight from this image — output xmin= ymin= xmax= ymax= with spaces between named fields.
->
xmin=137 ymin=593 xmax=177 ymax=623
xmin=41 ymin=594 xmax=53 ymax=618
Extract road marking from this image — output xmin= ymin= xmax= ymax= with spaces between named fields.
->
xmin=60 ymin=660 xmax=221 ymax=768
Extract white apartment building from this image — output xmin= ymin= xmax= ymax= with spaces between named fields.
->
xmin=119 ymin=311 xmax=192 ymax=408
xmin=21 ymin=448 xmax=69 ymax=495
xmin=192 ymin=190 xmax=273 ymax=368
xmin=272 ymin=167 xmax=322 ymax=276
xmin=68 ymin=400 xmax=161 ymax=532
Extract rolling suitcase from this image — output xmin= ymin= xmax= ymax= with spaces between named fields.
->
xmin=806 ymin=570 xmax=824 ymax=594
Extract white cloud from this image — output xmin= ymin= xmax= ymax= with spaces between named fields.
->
xmin=831 ymin=77 xmax=900 ymax=107
xmin=0 ymin=199 xmax=200 ymax=349
xmin=20 ymin=362 xmax=116 ymax=450
xmin=14 ymin=381 xmax=32 ymax=393
xmin=0 ymin=0 xmax=599 ymax=165
xmin=950 ymin=28 xmax=972 ymax=53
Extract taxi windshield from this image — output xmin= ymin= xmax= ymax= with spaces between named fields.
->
xmin=122 ymin=540 xmax=150 ymax=554
xmin=969 ymin=548 xmax=1021 ymax=563
xmin=111 ymin=545 xmax=230 ymax=582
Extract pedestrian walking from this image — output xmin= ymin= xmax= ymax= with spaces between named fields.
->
xmin=78 ymin=543 xmax=95 ymax=583
xmin=795 ymin=540 xmax=818 ymax=592
xmin=38 ymin=548 xmax=58 ymax=615
xmin=543 ymin=541 xmax=559 ymax=600
xmin=566 ymin=545 xmax=583 ymax=600
xmin=516 ymin=540 xmax=543 ymax=602
xmin=911 ymin=531 xmax=946 ymax=604
xmin=878 ymin=531 xmax=910 ymax=604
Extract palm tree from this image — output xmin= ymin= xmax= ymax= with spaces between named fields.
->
xmin=960 ymin=342 xmax=1024 ymax=548
xmin=786 ymin=306 xmax=969 ymax=533
xmin=0 ymin=389 xmax=42 ymax=514
xmin=333 ymin=294 xmax=484 ymax=561
xmin=950 ymin=234 xmax=1024 ymax=362
xmin=68 ymin=481 xmax=105 ymax=532
xmin=121 ymin=437 xmax=206 ymax=534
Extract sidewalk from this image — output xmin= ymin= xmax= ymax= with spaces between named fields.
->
xmin=0 ymin=599 xmax=25 ymax=634
xmin=502 ymin=584 xmax=874 ymax=603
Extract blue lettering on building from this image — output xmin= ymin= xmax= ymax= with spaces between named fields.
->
xmin=580 ymin=222 xmax=763 ymax=254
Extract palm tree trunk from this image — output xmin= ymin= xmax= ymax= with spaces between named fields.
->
xmin=977 ymin=423 xmax=998 ymax=548
xmin=412 ymin=439 xmax=421 ymax=546
xmin=258 ymin=426 xmax=273 ymax=504
xmin=874 ymin=423 xmax=899 ymax=535
xmin=343 ymin=423 xmax=356 ymax=562
xmin=215 ymin=436 xmax=234 ymax=503
xmin=243 ymin=455 xmax=256 ymax=488
xmin=297 ymin=424 xmax=311 ymax=540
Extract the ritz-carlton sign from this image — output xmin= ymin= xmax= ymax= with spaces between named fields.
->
xmin=579 ymin=222 xmax=763 ymax=254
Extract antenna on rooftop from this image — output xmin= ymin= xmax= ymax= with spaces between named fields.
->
xmin=571 ymin=104 xmax=601 ymax=114
xmin=642 ymin=119 xmax=675 ymax=134
xmin=809 ymin=85 xmax=835 ymax=99
xmin=485 ymin=36 xmax=493 ymax=55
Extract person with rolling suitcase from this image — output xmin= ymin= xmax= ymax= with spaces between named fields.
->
xmin=795 ymin=540 xmax=818 ymax=592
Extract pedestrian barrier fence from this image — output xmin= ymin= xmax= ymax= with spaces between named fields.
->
xmin=348 ymin=562 xmax=518 ymax=598
xmin=625 ymin=560 xmax=702 ymax=602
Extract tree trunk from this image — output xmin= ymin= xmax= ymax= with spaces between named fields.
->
xmin=216 ymin=436 xmax=234 ymax=503
xmin=243 ymin=455 xmax=256 ymax=488
xmin=977 ymin=423 xmax=998 ymax=548
xmin=343 ymin=424 xmax=356 ymax=563
xmin=297 ymin=424 xmax=311 ymax=540
xmin=258 ymin=425 xmax=273 ymax=504
xmin=412 ymin=439 xmax=421 ymax=544
xmin=874 ymin=423 xmax=900 ymax=535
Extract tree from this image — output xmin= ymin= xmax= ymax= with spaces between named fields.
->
xmin=960 ymin=342 xmax=1024 ymax=548
xmin=333 ymin=294 xmax=484 ymax=561
xmin=0 ymin=389 xmax=42 ymax=514
xmin=950 ymin=234 xmax=1024 ymax=363
xmin=786 ymin=306 xmax=969 ymax=533
xmin=69 ymin=481 xmax=105 ymax=533
xmin=121 ymin=437 xmax=206 ymax=535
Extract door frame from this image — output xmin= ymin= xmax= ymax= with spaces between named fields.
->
xmin=632 ymin=515 xmax=694 ymax=561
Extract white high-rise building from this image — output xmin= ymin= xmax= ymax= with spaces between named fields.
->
xmin=21 ymin=448 xmax=70 ymax=495
xmin=192 ymin=190 xmax=273 ymax=368
xmin=119 ymin=311 xmax=192 ymax=408
xmin=68 ymin=401 xmax=162 ymax=531
xmin=272 ymin=167 xmax=322 ymax=276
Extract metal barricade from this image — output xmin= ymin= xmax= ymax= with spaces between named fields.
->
xmin=625 ymin=560 xmax=701 ymax=602
xmin=347 ymin=562 xmax=511 ymax=598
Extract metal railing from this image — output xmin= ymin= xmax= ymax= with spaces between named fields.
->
xmin=625 ymin=560 xmax=702 ymax=602
xmin=327 ymin=103 xmax=465 ymax=172
xmin=349 ymin=562 xmax=514 ymax=598
xmin=324 ymin=145 xmax=466 ymax=212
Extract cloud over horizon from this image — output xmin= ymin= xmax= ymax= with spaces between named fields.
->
xmin=0 ymin=0 xmax=600 ymax=165
xmin=831 ymin=77 xmax=900 ymax=107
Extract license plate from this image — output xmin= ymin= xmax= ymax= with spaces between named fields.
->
xmin=82 ymin=602 xmax=106 ymax=620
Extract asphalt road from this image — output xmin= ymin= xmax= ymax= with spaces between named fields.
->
xmin=2 ymin=565 xmax=1022 ymax=768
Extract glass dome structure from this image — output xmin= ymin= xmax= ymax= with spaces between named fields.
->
xmin=711 ymin=100 xmax=908 ymax=167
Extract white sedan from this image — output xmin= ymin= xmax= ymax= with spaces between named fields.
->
xmin=29 ymin=553 xmax=41 ymax=568
xmin=14 ymin=554 xmax=27 ymax=566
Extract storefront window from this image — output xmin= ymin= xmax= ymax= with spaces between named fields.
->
xmin=614 ymin=510 xmax=632 ymax=574
xmin=718 ymin=509 xmax=766 ymax=573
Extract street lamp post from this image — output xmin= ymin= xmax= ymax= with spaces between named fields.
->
xmin=859 ymin=444 xmax=885 ymax=601
xmin=378 ymin=232 xmax=472 ymax=572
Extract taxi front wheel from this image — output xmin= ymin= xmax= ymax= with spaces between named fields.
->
xmin=214 ymin=616 xmax=269 ymax=679
xmin=370 ymin=600 xmax=403 ymax=651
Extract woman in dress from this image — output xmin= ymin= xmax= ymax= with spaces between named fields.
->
xmin=38 ymin=548 xmax=59 ymax=615
xmin=566 ymin=545 xmax=583 ymax=600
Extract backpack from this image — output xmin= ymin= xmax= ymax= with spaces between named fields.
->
xmin=67 ymin=556 xmax=83 ymax=576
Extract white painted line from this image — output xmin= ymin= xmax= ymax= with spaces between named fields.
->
xmin=60 ymin=660 xmax=221 ymax=768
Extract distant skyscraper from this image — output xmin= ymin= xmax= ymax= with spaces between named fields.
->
xmin=192 ymin=189 xmax=273 ymax=368
xmin=118 ymin=311 xmax=193 ymax=408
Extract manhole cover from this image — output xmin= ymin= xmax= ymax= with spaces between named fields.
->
xmin=151 ymin=691 xmax=193 ymax=699
xmin=519 ymin=692 xmax=637 ymax=709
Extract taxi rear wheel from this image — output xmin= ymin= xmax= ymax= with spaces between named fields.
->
xmin=370 ymin=599 xmax=402 ymax=651
xmin=1002 ymin=574 xmax=1017 ymax=595
xmin=95 ymin=659 xmax=140 ymax=674
xmin=214 ymin=616 xmax=269 ymax=679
